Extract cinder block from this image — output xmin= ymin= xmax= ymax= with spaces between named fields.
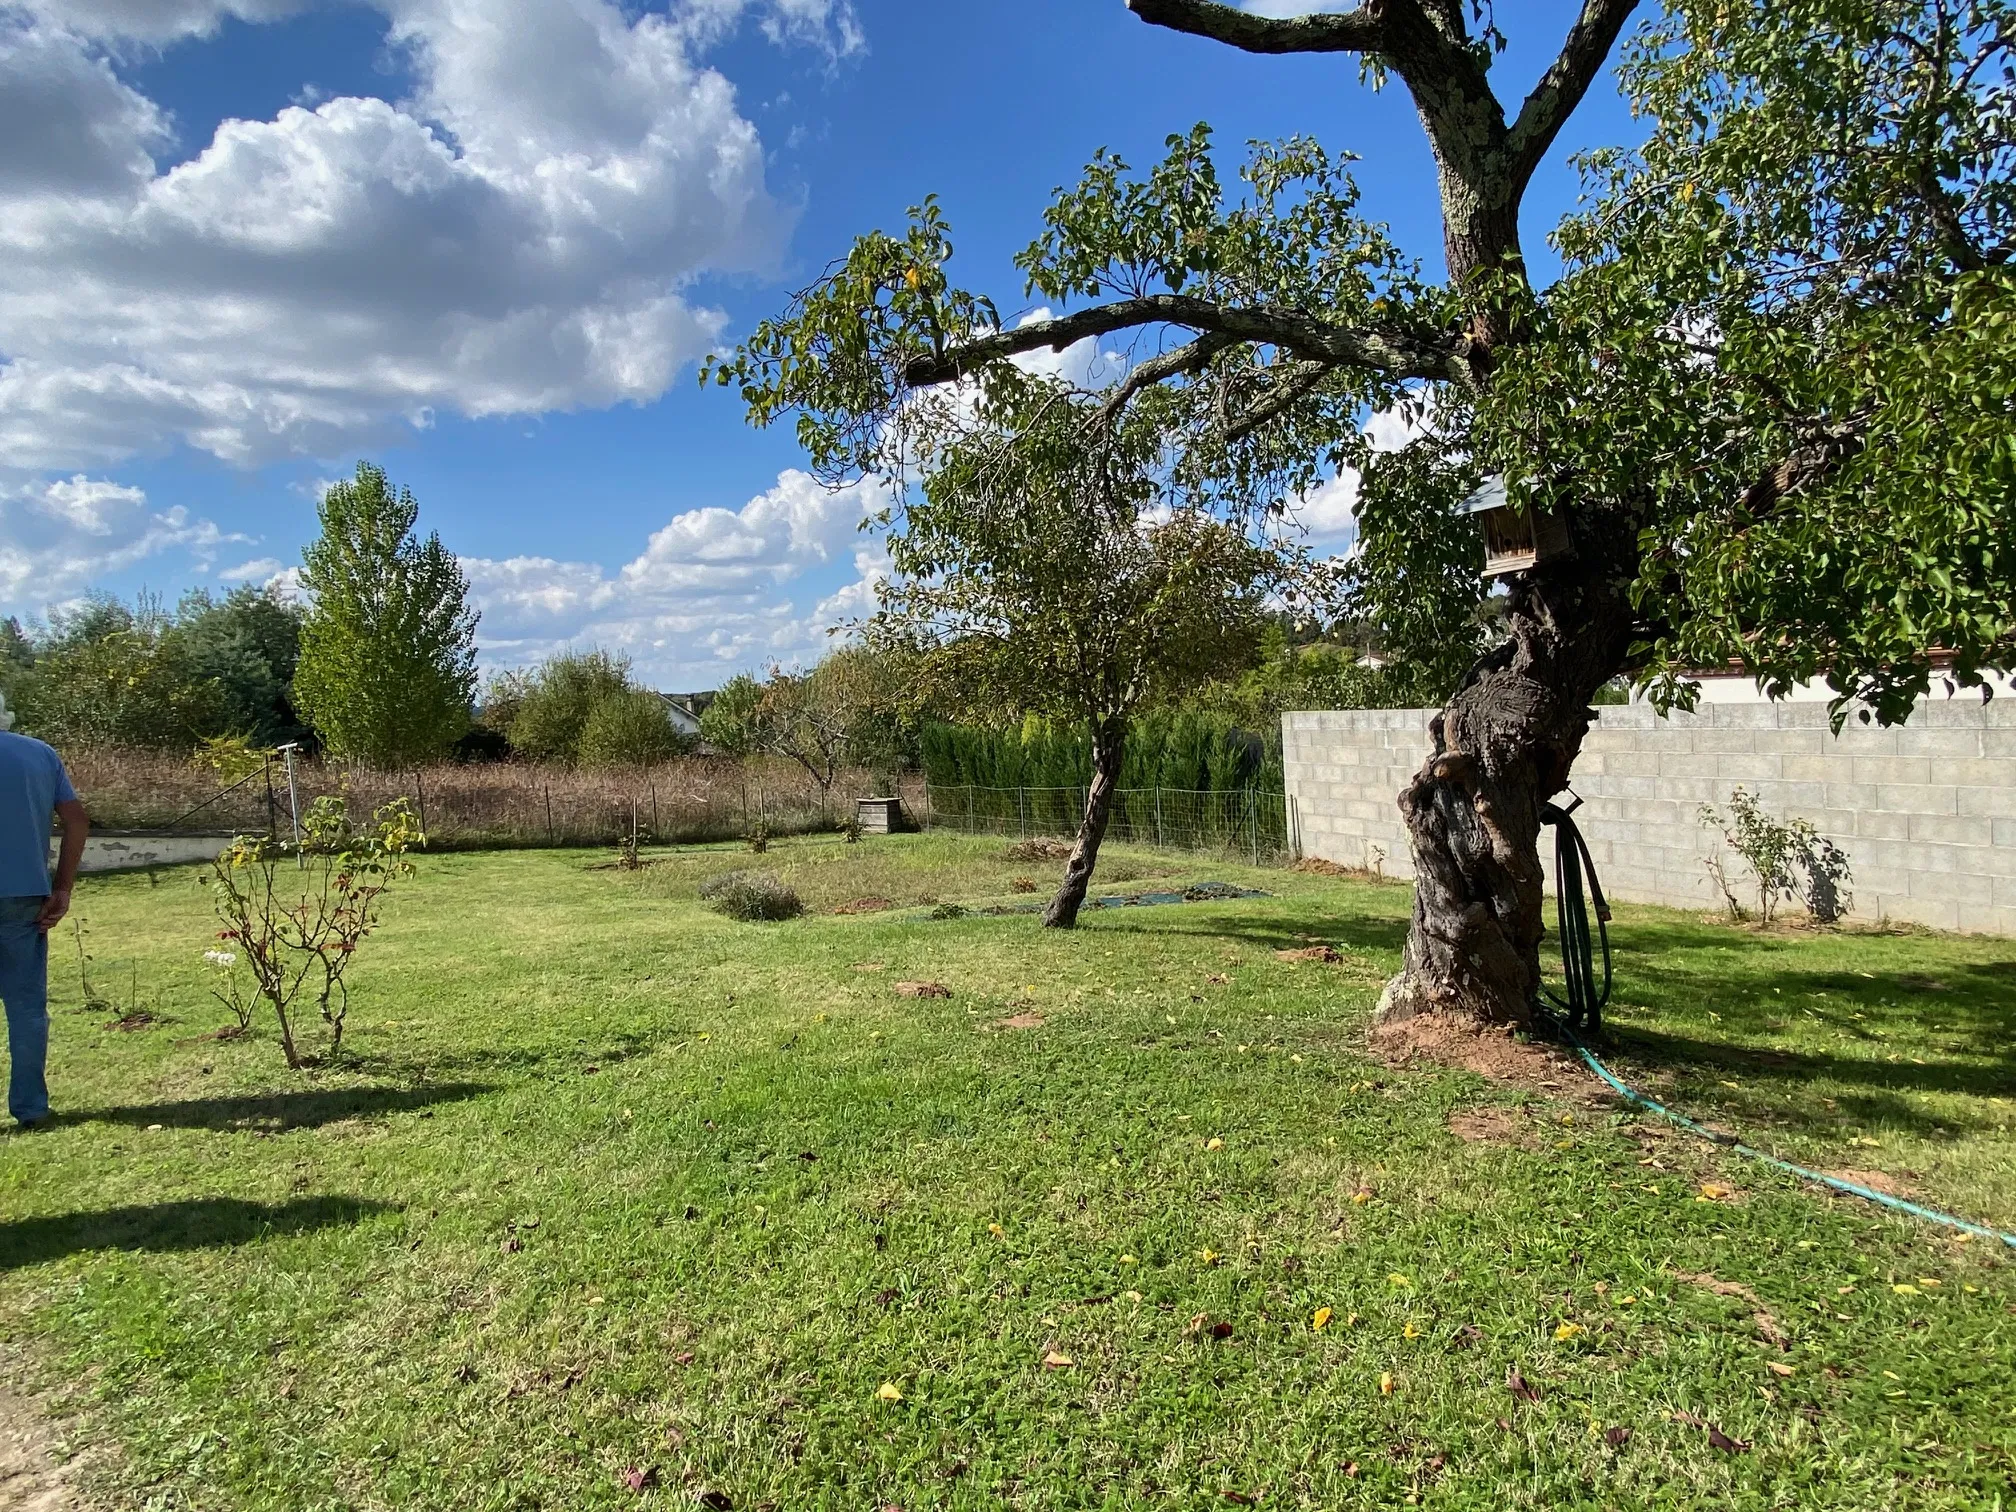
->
xmin=1907 ymin=813 xmax=1994 ymax=848
xmin=1712 ymin=753 xmax=1783 ymax=781
xmin=1949 ymin=760 xmax=2016 ymax=792
xmin=1876 ymin=784 xmax=1958 ymax=816
xmin=1600 ymin=750 xmax=1661 ymax=779
xmin=1895 ymin=728 xmax=1983 ymax=758
xmin=1703 ymin=704 xmax=1778 ymax=730
xmin=1957 ymin=902 xmax=2016 ymax=936
xmin=1753 ymin=728 xmax=1829 ymax=756
xmin=1822 ymin=781 xmax=1880 ymax=813
xmin=1998 ymin=818 xmax=2016 ymax=848
xmin=1854 ymin=755 xmax=1935 ymax=786
xmin=1849 ymin=809 xmax=1912 ymax=842
xmin=1767 ymin=784 xmax=1835 ymax=817
xmin=1892 ymin=895 xmax=1962 ymax=931
xmin=1693 ymin=728 xmax=1759 ymax=754
xmin=1831 ymin=725 xmax=1900 ymax=757
xmin=1908 ymin=869 xmax=1983 ymax=904
xmin=1780 ymin=755 xmax=1849 ymax=783
xmin=1854 ymin=837 xmax=1958 ymax=875
xmin=1998 ymin=874 xmax=2016 ymax=910
xmin=1981 ymin=729 xmax=2016 ymax=759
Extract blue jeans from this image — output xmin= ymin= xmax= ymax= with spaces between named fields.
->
xmin=0 ymin=896 xmax=49 ymax=1125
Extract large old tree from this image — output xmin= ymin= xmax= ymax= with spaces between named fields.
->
xmin=717 ymin=0 xmax=2016 ymax=1026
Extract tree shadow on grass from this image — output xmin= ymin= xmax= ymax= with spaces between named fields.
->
xmin=1089 ymin=910 xmax=1411 ymax=958
xmin=1 ymin=1196 xmax=397 ymax=1272
xmin=1598 ymin=950 xmax=2016 ymax=1140
xmin=70 ymin=1081 xmax=489 ymax=1133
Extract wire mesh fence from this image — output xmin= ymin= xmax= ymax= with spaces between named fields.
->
xmin=61 ymin=747 xmax=921 ymax=851
xmin=923 ymin=782 xmax=1291 ymax=863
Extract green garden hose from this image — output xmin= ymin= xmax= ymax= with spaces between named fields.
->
xmin=1537 ymin=797 xmax=2016 ymax=1251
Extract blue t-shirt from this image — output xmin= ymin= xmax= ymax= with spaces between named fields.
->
xmin=0 ymin=732 xmax=78 ymax=897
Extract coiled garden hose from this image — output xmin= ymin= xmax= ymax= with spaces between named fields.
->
xmin=1539 ymin=794 xmax=1612 ymax=1034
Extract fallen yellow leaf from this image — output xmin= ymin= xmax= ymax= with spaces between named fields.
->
xmin=1892 ymin=1284 xmax=1919 ymax=1295
xmin=1351 ymin=1189 xmax=1373 ymax=1205
xmin=1698 ymin=1183 xmax=1732 ymax=1200
xmin=988 ymin=1222 xmax=1005 ymax=1238
xmin=876 ymin=1382 xmax=903 ymax=1402
xmin=1555 ymin=1322 xmax=1584 ymax=1341
xmin=1041 ymin=1350 xmax=1074 ymax=1370
xmin=1388 ymin=1273 xmax=1413 ymax=1288
xmin=1118 ymin=1254 xmax=1138 ymax=1265
xmin=1767 ymin=1362 xmax=1795 ymax=1377
xmin=1917 ymin=1278 xmax=1942 ymax=1287
xmin=1403 ymin=1322 xmax=1421 ymax=1340
xmin=1206 ymin=1137 xmax=1225 ymax=1151
xmin=1378 ymin=1371 xmax=1395 ymax=1395
xmin=1312 ymin=1307 xmax=1333 ymax=1331
xmin=1199 ymin=1248 xmax=1220 ymax=1266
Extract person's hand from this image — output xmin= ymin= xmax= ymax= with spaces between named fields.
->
xmin=36 ymin=886 xmax=71 ymax=934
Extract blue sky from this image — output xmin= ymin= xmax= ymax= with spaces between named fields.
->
xmin=0 ymin=0 xmax=1641 ymax=689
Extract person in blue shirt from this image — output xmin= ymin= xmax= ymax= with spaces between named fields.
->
xmin=0 ymin=696 xmax=88 ymax=1130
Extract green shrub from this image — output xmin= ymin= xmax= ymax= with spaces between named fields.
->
xmin=577 ymin=689 xmax=688 ymax=769
xmin=698 ymin=870 xmax=803 ymax=922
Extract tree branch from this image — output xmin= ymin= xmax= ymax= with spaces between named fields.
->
xmin=1220 ymin=358 xmax=1334 ymax=445
xmin=902 ymin=295 xmax=1468 ymax=389
xmin=1505 ymin=0 xmax=1642 ymax=183
xmin=1099 ymin=332 xmax=1237 ymax=422
xmin=1125 ymin=0 xmax=1384 ymax=54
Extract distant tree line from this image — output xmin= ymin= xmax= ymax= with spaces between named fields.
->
xmin=0 ymin=455 xmax=1455 ymax=786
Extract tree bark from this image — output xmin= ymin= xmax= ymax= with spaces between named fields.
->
xmin=1044 ymin=718 xmax=1127 ymax=929
xmin=1376 ymin=548 xmax=1640 ymax=1026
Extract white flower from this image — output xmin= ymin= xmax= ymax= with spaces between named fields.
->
xmin=203 ymin=950 xmax=237 ymax=969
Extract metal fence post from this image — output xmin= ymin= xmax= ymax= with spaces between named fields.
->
xmin=545 ymin=784 xmax=555 ymax=846
xmin=1018 ymin=785 xmax=1027 ymax=838
xmin=1249 ymin=788 xmax=1260 ymax=866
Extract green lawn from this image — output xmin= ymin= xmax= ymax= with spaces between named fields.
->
xmin=1 ymin=833 xmax=2011 ymax=1510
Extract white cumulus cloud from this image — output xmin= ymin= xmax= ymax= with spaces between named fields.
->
xmin=461 ymin=468 xmax=888 ymax=687
xmin=0 ymin=474 xmax=248 ymax=607
xmin=0 ymin=0 xmax=855 ymax=473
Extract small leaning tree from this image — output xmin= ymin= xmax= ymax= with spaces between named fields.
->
xmin=714 ymin=0 xmax=2016 ymax=1026
xmin=859 ymin=370 xmax=1297 ymax=928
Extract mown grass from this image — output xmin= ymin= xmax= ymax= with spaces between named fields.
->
xmin=1 ymin=833 xmax=2011 ymax=1511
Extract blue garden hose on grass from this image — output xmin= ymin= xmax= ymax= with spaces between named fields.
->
xmin=1538 ymin=797 xmax=2016 ymax=1251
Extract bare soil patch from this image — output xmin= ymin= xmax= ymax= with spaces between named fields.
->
xmin=0 ymin=1382 xmax=90 ymax=1512
xmin=995 ymin=1012 xmax=1045 ymax=1031
xmin=1275 ymin=945 xmax=1344 ymax=964
xmin=894 ymin=981 xmax=951 ymax=999
xmin=830 ymin=897 xmax=894 ymax=916
xmin=1368 ymin=1017 xmax=1603 ymax=1100
xmin=1678 ymin=1273 xmax=1790 ymax=1350
xmin=1002 ymin=838 xmax=1073 ymax=862
xmin=1446 ymin=1107 xmax=1534 ymax=1147
xmin=1821 ymin=1167 xmax=1916 ymax=1198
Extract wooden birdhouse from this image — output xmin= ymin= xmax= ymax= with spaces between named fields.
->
xmin=1459 ymin=476 xmax=1573 ymax=579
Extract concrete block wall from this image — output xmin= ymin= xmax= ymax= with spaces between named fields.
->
xmin=1282 ymin=701 xmax=2016 ymax=936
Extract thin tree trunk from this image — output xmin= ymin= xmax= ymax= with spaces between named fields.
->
xmin=1377 ymin=560 xmax=1638 ymax=1027
xmin=1044 ymin=719 xmax=1127 ymax=929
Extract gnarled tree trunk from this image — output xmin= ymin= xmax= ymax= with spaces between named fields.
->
xmin=1376 ymin=554 xmax=1639 ymax=1026
xmin=1044 ymin=718 xmax=1127 ymax=929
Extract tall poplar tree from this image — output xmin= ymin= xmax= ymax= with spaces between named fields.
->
xmin=295 ymin=462 xmax=479 ymax=767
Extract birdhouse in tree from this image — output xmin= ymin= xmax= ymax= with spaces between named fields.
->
xmin=1459 ymin=476 xmax=1573 ymax=579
